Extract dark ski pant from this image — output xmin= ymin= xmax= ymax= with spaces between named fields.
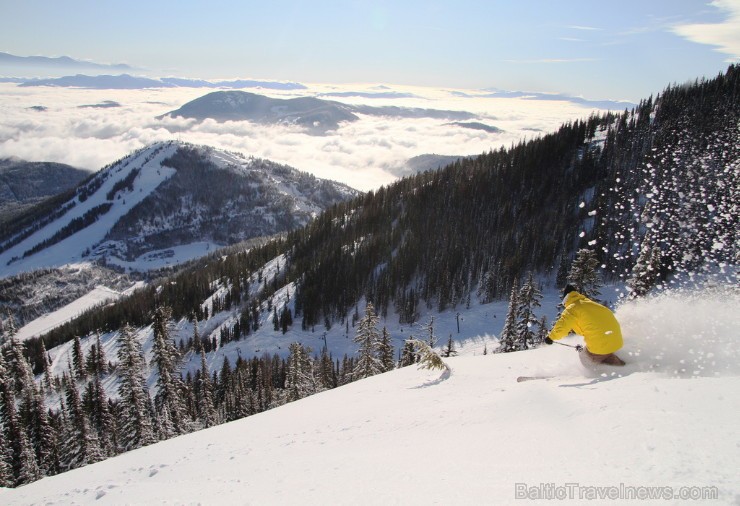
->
xmin=579 ymin=347 xmax=626 ymax=368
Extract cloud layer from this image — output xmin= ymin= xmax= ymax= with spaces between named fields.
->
xmin=0 ymin=83 xmax=611 ymax=191
xmin=672 ymin=0 xmax=740 ymax=62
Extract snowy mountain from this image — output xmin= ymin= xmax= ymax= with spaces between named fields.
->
xmin=2 ymin=286 xmax=738 ymax=504
xmin=164 ymin=90 xmax=477 ymax=134
xmin=0 ymin=159 xmax=89 ymax=219
xmin=0 ymin=141 xmax=358 ymax=277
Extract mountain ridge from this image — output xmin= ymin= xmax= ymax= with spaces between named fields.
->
xmin=0 ymin=52 xmax=133 ymax=73
xmin=0 ymin=141 xmax=358 ymax=278
xmin=164 ymin=90 xmax=478 ymax=134
xmin=15 ymin=74 xmax=307 ymax=91
xmin=0 ymin=159 xmax=90 ymax=220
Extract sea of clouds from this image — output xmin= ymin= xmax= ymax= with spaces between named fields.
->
xmin=0 ymin=82 xmax=610 ymax=191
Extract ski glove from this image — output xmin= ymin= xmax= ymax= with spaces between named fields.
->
xmin=544 ymin=337 xmax=553 ymax=345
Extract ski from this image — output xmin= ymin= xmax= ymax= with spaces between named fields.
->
xmin=516 ymin=376 xmax=554 ymax=382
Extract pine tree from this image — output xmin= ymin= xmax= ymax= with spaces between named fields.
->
xmin=3 ymin=313 xmax=57 ymax=483
xmin=280 ymin=304 xmax=293 ymax=334
xmin=534 ymin=316 xmax=549 ymax=348
xmin=378 ymin=327 xmax=395 ymax=372
xmin=39 ymin=340 xmax=54 ymax=395
xmin=85 ymin=332 xmax=108 ymax=377
xmin=10 ymin=336 xmax=58 ymax=476
xmin=87 ymin=376 xmax=117 ymax=457
xmin=0 ymin=348 xmax=23 ymax=484
xmin=272 ymin=307 xmax=279 ymax=332
xmin=399 ymin=339 xmax=416 ymax=367
xmin=0 ymin=311 xmax=16 ymax=349
xmin=192 ymin=318 xmax=202 ymax=353
xmin=197 ymin=350 xmax=217 ymax=428
xmin=442 ymin=335 xmax=458 ymax=358
xmin=286 ymin=342 xmax=317 ymax=402
xmin=116 ymin=324 xmax=156 ymax=451
xmin=60 ymin=375 xmax=103 ymax=471
xmin=0 ymin=349 xmax=17 ymax=486
xmin=479 ymin=269 xmax=498 ymax=303
xmin=339 ymin=355 xmax=354 ymax=385
xmin=352 ymin=303 xmax=383 ymax=380
xmin=16 ymin=428 xmax=41 ymax=485
xmin=407 ymin=339 xmax=449 ymax=371
xmin=421 ymin=316 xmax=438 ymax=348
xmin=151 ymin=306 xmax=188 ymax=437
xmin=568 ymin=249 xmax=602 ymax=298
xmin=516 ymin=272 xmax=542 ymax=351
xmin=0 ymin=406 xmax=14 ymax=487
xmin=496 ymin=280 xmax=519 ymax=353
xmin=72 ymin=335 xmax=87 ymax=381
xmin=627 ymin=239 xmax=662 ymax=298
xmin=317 ymin=347 xmax=335 ymax=390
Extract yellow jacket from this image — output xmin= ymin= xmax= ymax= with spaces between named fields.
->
xmin=549 ymin=291 xmax=623 ymax=355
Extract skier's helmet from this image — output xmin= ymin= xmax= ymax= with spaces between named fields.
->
xmin=562 ymin=284 xmax=576 ymax=298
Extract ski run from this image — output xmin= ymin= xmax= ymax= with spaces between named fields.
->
xmin=2 ymin=285 xmax=738 ymax=505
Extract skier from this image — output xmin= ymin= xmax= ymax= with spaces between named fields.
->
xmin=545 ymin=285 xmax=626 ymax=367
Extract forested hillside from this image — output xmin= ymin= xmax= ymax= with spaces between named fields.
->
xmin=22 ymin=65 xmax=738 ymax=365
xmin=0 ymin=160 xmax=89 ymax=220
xmin=289 ymin=64 xmax=738 ymax=326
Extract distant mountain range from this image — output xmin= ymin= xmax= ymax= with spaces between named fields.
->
xmin=0 ymin=141 xmax=359 ymax=277
xmin=1 ymin=50 xmax=636 ymax=111
xmin=18 ymin=74 xmax=168 ymax=89
xmin=317 ymin=91 xmax=418 ymax=99
xmin=11 ymin=73 xmax=307 ymax=91
xmin=0 ymin=52 xmax=133 ymax=75
xmin=451 ymin=88 xmax=636 ymax=110
xmin=386 ymin=154 xmax=466 ymax=178
xmin=0 ymin=159 xmax=90 ymax=219
xmin=164 ymin=90 xmax=477 ymax=133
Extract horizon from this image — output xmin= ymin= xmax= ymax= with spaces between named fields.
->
xmin=2 ymin=0 xmax=740 ymax=102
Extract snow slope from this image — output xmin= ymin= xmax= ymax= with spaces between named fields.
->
xmin=0 ymin=143 xmax=178 ymax=277
xmin=3 ymin=288 xmax=738 ymax=505
xmin=14 ymin=282 xmax=145 ymax=342
xmin=14 ymin=285 xmax=120 ymax=342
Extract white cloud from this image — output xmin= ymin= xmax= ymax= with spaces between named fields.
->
xmin=567 ymin=25 xmax=602 ymax=31
xmin=0 ymin=83 xmax=608 ymax=191
xmin=671 ymin=0 xmax=740 ymax=62
xmin=503 ymin=58 xmax=598 ymax=64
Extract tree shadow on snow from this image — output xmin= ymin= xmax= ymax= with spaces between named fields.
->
xmin=410 ymin=367 xmax=452 ymax=389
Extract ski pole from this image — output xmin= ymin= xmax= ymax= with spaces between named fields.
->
xmin=553 ymin=341 xmax=583 ymax=352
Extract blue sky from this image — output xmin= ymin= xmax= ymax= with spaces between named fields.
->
xmin=2 ymin=0 xmax=739 ymax=101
